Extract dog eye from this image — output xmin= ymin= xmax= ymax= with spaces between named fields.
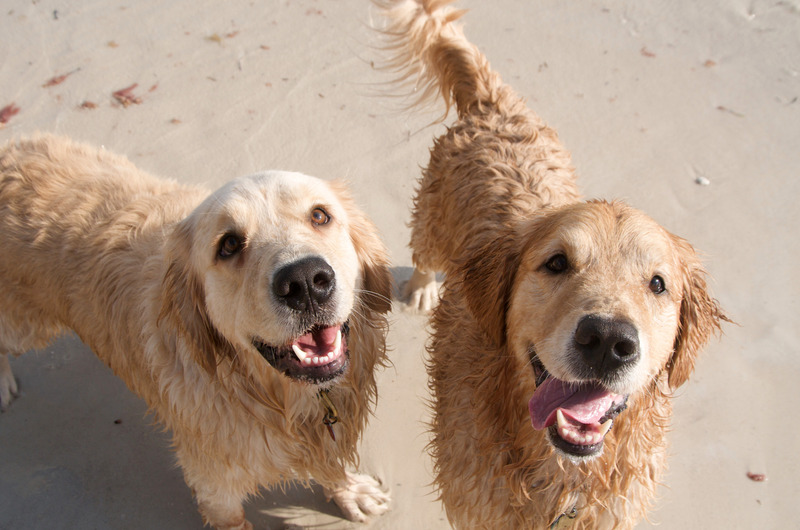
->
xmin=311 ymin=207 xmax=331 ymax=226
xmin=218 ymin=234 xmax=243 ymax=259
xmin=649 ymin=275 xmax=666 ymax=294
xmin=544 ymin=254 xmax=569 ymax=274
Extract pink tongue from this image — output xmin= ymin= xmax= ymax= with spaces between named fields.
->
xmin=294 ymin=326 xmax=338 ymax=356
xmin=528 ymin=377 xmax=621 ymax=430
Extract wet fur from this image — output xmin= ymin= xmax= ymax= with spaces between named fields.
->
xmin=377 ymin=1 xmax=726 ymax=528
xmin=0 ymin=135 xmax=393 ymax=529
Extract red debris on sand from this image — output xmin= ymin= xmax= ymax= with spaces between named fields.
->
xmin=43 ymin=74 xmax=69 ymax=87
xmin=42 ymin=68 xmax=79 ymax=87
xmin=747 ymin=472 xmax=767 ymax=482
xmin=0 ymin=103 xmax=20 ymax=125
xmin=79 ymin=101 xmax=98 ymax=109
xmin=207 ymin=31 xmax=239 ymax=45
xmin=640 ymin=47 xmax=656 ymax=58
xmin=112 ymin=84 xmax=142 ymax=107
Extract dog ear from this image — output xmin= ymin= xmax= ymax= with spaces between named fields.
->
xmin=457 ymin=230 xmax=522 ymax=347
xmin=667 ymin=235 xmax=727 ymax=389
xmin=350 ymin=215 xmax=393 ymax=314
xmin=159 ymin=219 xmax=236 ymax=375
xmin=331 ymin=181 xmax=393 ymax=314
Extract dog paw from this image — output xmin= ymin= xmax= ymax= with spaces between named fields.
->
xmin=403 ymin=268 xmax=439 ymax=312
xmin=0 ymin=354 xmax=19 ymax=412
xmin=324 ymin=472 xmax=390 ymax=523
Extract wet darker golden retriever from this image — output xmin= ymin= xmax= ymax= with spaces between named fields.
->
xmin=0 ymin=135 xmax=392 ymax=529
xmin=378 ymin=1 xmax=726 ymax=528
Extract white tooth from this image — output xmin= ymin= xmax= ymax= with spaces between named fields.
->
xmin=556 ymin=409 xmax=567 ymax=429
xmin=292 ymin=344 xmax=308 ymax=362
xmin=303 ymin=357 xmax=312 ymax=365
xmin=313 ymin=357 xmax=320 ymax=365
xmin=599 ymin=420 xmax=613 ymax=438
xmin=567 ymin=431 xmax=579 ymax=444
xmin=333 ymin=329 xmax=342 ymax=354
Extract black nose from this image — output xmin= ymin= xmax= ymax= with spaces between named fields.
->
xmin=272 ymin=257 xmax=336 ymax=312
xmin=574 ymin=315 xmax=640 ymax=375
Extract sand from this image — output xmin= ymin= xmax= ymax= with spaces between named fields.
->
xmin=1 ymin=0 xmax=797 ymax=528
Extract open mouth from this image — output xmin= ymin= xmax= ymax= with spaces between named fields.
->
xmin=528 ymin=354 xmax=628 ymax=458
xmin=253 ymin=322 xmax=350 ymax=385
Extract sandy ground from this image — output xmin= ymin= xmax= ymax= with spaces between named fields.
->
xmin=1 ymin=0 xmax=798 ymax=528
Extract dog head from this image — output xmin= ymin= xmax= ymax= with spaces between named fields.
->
xmin=159 ymin=171 xmax=391 ymax=388
xmin=459 ymin=200 xmax=724 ymax=459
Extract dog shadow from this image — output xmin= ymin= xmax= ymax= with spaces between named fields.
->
xmin=248 ymin=481 xmax=353 ymax=529
xmin=0 ymin=336 xmax=369 ymax=530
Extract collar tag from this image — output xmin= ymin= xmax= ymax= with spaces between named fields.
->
xmin=550 ymin=505 xmax=577 ymax=529
xmin=318 ymin=389 xmax=339 ymax=441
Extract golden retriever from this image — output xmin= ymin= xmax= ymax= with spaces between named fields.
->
xmin=377 ymin=1 xmax=727 ymax=528
xmin=0 ymin=135 xmax=393 ymax=529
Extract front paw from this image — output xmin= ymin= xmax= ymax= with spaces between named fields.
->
xmin=196 ymin=496 xmax=252 ymax=530
xmin=324 ymin=472 xmax=390 ymax=523
xmin=403 ymin=268 xmax=439 ymax=312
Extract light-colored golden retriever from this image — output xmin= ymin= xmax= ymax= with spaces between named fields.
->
xmin=0 ymin=135 xmax=393 ymax=529
xmin=378 ymin=1 xmax=727 ymax=528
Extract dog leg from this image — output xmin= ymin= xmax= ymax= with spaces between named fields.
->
xmin=179 ymin=454 xmax=253 ymax=530
xmin=403 ymin=268 xmax=439 ymax=312
xmin=0 ymin=353 xmax=19 ymax=411
xmin=323 ymin=471 xmax=390 ymax=522
xmin=195 ymin=492 xmax=252 ymax=530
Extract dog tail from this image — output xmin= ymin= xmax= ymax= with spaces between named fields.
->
xmin=376 ymin=0 xmax=512 ymax=118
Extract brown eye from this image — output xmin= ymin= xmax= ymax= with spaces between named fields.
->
xmin=649 ymin=275 xmax=666 ymax=294
xmin=544 ymin=253 xmax=569 ymax=274
xmin=311 ymin=207 xmax=331 ymax=226
xmin=218 ymin=234 xmax=243 ymax=259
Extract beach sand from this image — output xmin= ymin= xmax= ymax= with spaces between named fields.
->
xmin=1 ymin=0 xmax=797 ymax=528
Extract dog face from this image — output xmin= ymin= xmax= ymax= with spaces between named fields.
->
xmin=160 ymin=171 xmax=391 ymax=387
xmin=460 ymin=201 xmax=723 ymax=459
xmin=507 ymin=202 xmax=682 ymax=396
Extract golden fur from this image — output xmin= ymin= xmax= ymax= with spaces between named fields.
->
xmin=378 ymin=1 xmax=727 ymax=528
xmin=0 ymin=135 xmax=393 ymax=529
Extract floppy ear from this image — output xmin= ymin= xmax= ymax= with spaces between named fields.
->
xmin=667 ymin=236 xmax=727 ymax=389
xmin=159 ymin=219 xmax=236 ymax=375
xmin=348 ymin=208 xmax=394 ymax=315
xmin=329 ymin=181 xmax=393 ymax=315
xmin=457 ymin=230 xmax=522 ymax=347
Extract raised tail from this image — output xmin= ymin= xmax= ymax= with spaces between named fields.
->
xmin=376 ymin=0 xmax=513 ymax=118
